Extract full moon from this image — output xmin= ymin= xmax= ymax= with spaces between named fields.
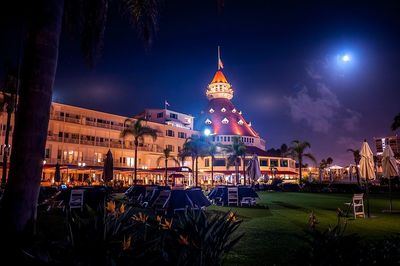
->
xmin=342 ymin=54 xmax=351 ymax=62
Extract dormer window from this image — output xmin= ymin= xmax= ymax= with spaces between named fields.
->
xmin=205 ymin=119 xmax=212 ymax=124
xmin=232 ymin=108 xmax=237 ymax=113
xmin=209 ymin=108 xmax=214 ymax=113
xmin=239 ymin=111 xmax=242 ymax=115
xmin=222 ymin=117 xmax=229 ymax=124
xmin=221 ymin=107 xmax=226 ymax=112
xmin=248 ymin=122 xmax=252 ymax=127
xmin=238 ymin=119 xmax=244 ymax=125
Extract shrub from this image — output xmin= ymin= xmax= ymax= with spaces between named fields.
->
xmin=26 ymin=202 xmax=242 ymax=266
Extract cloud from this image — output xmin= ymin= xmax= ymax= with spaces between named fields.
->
xmin=285 ymin=83 xmax=340 ymax=133
xmin=286 ymin=60 xmax=362 ymax=133
xmin=336 ymin=136 xmax=361 ymax=149
xmin=342 ymin=109 xmax=361 ymax=132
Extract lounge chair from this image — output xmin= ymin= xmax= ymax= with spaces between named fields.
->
xmin=344 ymin=193 xmax=365 ymax=219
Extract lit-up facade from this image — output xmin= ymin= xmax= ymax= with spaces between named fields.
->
xmin=198 ymin=67 xmax=297 ymax=183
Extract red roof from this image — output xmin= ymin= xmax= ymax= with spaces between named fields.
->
xmin=210 ymin=70 xmax=228 ymax=83
xmin=201 ymin=98 xmax=259 ymax=137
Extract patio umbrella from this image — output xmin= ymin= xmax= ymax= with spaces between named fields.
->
xmin=54 ymin=163 xmax=61 ymax=183
xmin=382 ymin=145 xmax=399 ymax=212
xmin=103 ymin=149 xmax=114 ymax=184
xmin=359 ymin=140 xmax=375 ymax=217
xmin=246 ymin=154 xmax=262 ymax=185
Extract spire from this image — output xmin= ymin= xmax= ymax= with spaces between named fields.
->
xmin=218 ymin=46 xmax=224 ymax=70
xmin=206 ymin=47 xmax=233 ymax=100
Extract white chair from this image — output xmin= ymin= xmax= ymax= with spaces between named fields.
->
xmin=344 ymin=193 xmax=365 ymax=219
xmin=69 ymin=189 xmax=84 ymax=211
xmin=227 ymin=187 xmax=239 ymax=206
xmin=152 ymin=190 xmax=171 ymax=215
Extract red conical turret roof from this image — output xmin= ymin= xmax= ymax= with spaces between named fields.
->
xmin=210 ymin=70 xmax=228 ymax=84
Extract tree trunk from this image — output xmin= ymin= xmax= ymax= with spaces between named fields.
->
xmin=242 ymin=156 xmax=246 ymax=186
xmin=211 ymin=155 xmax=214 ymax=186
xmin=1 ymin=108 xmax=13 ymax=187
xmin=235 ymin=162 xmax=239 ymax=185
xmin=134 ymin=139 xmax=138 ymax=185
xmin=165 ymin=158 xmax=168 ymax=186
xmin=299 ymin=157 xmax=303 ymax=185
xmin=355 ymin=162 xmax=360 ymax=186
xmin=195 ymin=156 xmax=198 ymax=187
xmin=191 ymin=156 xmax=195 ymax=187
xmin=1 ymin=0 xmax=64 ymax=239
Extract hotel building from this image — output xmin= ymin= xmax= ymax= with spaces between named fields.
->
xmin=0 ymin=63 xmax=298 ymax=186
xmin=197 ymin=66 xmax=297 ymax=182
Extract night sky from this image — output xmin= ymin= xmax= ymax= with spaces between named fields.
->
xmin=1 ymin=1 xmax=400 ymax=165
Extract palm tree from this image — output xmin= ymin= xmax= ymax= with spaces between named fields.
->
xmin=347 ymin=149 xmax=361 ymax=185
xmin=184 ymin=135 xmax=207 ymax=187
xmin=207 ymin=142 xmax=218 ymax=186
xmin=280 ymin=143 xmax=289 ymax=157
xmin=1 ymin=1 xmax=160 ymax=238
xmin=391 ymin=113 xmax=400 ymax=131
xmin=121 ymin=118 xmax=158 ymax=185
xmin=288 ymin=140 xmax=316 ymax=185
xmin=157 ymin=148 xmax=179 ymax=186
xmin=326 ymin=157 xmax=333 ymax=182
xmin=224 ymin=136 xmax=246 ymax=185
xmin=0 ymin=64 xmax=18 ymax=188
xmin=319 ymin=159 xmax=327 ymax=182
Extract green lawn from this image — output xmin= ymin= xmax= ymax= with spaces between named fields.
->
xmin=209 ymin=192 xmax=400 ymax=266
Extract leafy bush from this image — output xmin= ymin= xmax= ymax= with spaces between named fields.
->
xmin=27 ymin=202 xmax=242 ymax=266
xmin=299 ymin=210 xmax=400 ymax=265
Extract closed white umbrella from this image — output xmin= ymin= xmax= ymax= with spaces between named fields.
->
xmin=359 ymin=140 xmax=375 ymax=217
xmin=246 ymin=154 xmax=262 ymax=185
xmin=382 ymin=145 xmax=399 ymax=212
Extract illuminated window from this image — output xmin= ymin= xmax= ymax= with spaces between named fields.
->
xmin=248 ymin=122 xmax=252 ymax=127
xmin=209 ymin=108 xmax=214 ymax=113
xmin=222 ymin=118 xmax=229 ymax=124
xmin=205 ymin=119 xmax=212 ymax=124
xmin=238 ymin=119 xmax=244 ymax=125
xmin=239 ymin=111 xmax=242 ymax=115
xmin=221 ymin=108 xmax=226 ymax=112
xmin=232 ymin=108 xmax=237 ymax=113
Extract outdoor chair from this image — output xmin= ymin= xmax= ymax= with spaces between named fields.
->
xmin=344 ymin=193 xmax=365 ymax=219
xmin=240 ymin=197 xmax=256 ymax=207
xmin=69 ymin=189 xmax=85 ymax=211
xmin=227 ymin=187 xmax=239 ymax=206
xmin=152 ymin=190 xmax=171 ymax=215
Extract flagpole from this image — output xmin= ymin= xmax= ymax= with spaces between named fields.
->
xmin=218 ymin=46 xmax=221 ymax=70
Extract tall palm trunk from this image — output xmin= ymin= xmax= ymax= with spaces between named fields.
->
xmin=1 ymin=107 xmax=13 ymax=187
xmin=1 ymin=0 xmax=64 ymax=238
xmin=195 ymin=156 xmax=198 ymax=186
xmin=355 ymin=161 xmax=360 ymax=185
xmin=235 ymin=162 xmax=239 ymax=185
xmin=242 ymin=156 xmax=246 ymax=186
xmin=191 ymin=156 xmax=195 ymax=187
xmin=298 ymin=157 xmax=303 ymax=185
xmin=164 ymin=158 xmax=168 ymax=185
xmin=211 ymin=155 xmax=214 ymax=186
xmin=134 ymin=138 xmax=138 ymax=185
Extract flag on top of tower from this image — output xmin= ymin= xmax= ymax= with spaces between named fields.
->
xmin=218 ymin=46 xmax=224 ymax=70
xmin=165 ymin=100 xmax=170 ymax=109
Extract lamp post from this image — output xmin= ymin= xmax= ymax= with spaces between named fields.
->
xmin=78 ymin=162 xmax=86 ymax=184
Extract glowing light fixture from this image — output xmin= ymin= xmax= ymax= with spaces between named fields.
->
xmin=204 ymin=128 xmax=211 ymax=136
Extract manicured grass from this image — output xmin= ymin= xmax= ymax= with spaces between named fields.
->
xmin=209 ymin=192 xmax=400 ymax=266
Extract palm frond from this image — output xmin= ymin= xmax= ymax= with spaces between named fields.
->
xmin=121 ymin=0 xmax=160 ymax=46
xmin=304 ymin=153 xmax=317 ymax=164
xmin=80 ymin=0 xmax=109 ymax=67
